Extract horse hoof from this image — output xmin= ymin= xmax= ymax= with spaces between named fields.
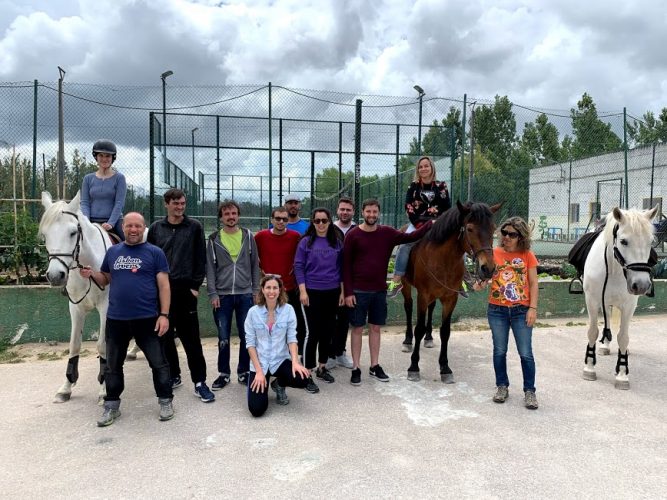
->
xmin=53 ymin=393 xmax=71 ymax=403
xmin=598 ymin=347 xmax=610 ymax=355
xmin=582 ymin=370 xmax=597 ymax=381
xmin=424 ymin=339 xmax=435 ymax=348
xmin=614 ymin=380 xmax=630 ymax=390
xmin=407 ymin=371 xmax=421 ymax=382
xmin=441 ymin=373 xmax=454 ymax=384
xmin=125 ymin=352 xmax=137 ymax=361
xmin=401 ymin=343 xmax=412 ymax=353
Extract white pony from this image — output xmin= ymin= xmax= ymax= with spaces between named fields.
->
xmin=40 ymin=191 xmax=112 ymax=403
xmin=582 ymin=206 xmax=658 ymax=389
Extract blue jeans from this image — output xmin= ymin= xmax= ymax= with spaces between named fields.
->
xmin=487 ymin=303 xmax=536 ymax=392
xmin=213 ymin=293 xmax=253 ymax=375
xmin=393 ymin=224 xmax=416 ymax=277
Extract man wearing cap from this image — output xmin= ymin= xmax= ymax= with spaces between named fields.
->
xmin=283 ymin=194 xmax=309 ymax=235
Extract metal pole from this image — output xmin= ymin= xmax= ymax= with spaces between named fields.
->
xmin=623 ymin=107 xmax=629 ymax=209
xmin=567 ymin=159 xmax=572 ymax=240
xmin=268 ymin=82 xmax=273 ymax=218
xmin=191 ymin=127 xmax=198 ymax=214
xmin=57 ymin=67 xmax=66 ymax=199
xmin=354 ymin=99 xmax=362 ymax=221
xmin=279 ymin=118 xmax=283 ymax=205
xmin=467 ymin=103 xmax=476 ymax=201
xmin=216 ymin=116 xmax=221 ymax=229
xmin=149 ymin=112 xmax=155 ymax=223
xmin=31 ymin=79 xmax=37 ymax=217
xmin=161 ymin=70 xmax=173 ymax=185
xmin=650 ymin=142 xmax=656 ymax=209
xmin=459 ymin=94 xmax=467 ymax=203
xmin=338 ymin=121 xmax=343 ymax=193
xmin=394 ymin=124 xmax=400 ymax=228
xmin=414 ymin=85 xmax=424 ymax=156
xmin=310 ymin=151 xmax=315 ymax=209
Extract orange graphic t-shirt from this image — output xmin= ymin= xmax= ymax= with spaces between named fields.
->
xmin=488 ymin=247 xmax=538 ymax=307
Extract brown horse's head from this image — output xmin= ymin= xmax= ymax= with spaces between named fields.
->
xmin=456 ymin=200 xmax=502 ymax=280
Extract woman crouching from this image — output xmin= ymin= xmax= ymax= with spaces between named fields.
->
xmin=245 ymin=274 xmax=311 ymax=417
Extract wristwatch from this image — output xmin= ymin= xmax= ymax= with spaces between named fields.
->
xmin=159 ymin=312 xmax=170 ymax=319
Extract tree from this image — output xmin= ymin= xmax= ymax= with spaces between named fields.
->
xmin=473 ymin=95 xmax=517 ymax=168
xmin=520 ymin=113 xmax=563 ymax=165
xmin=570 ymin=93 xmax=622 ymax=159
xmin=628 ymin=108 xmax=667 ymax=146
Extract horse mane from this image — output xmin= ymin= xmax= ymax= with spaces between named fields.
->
xmin=39 ymin=200 xmax=72 ymax=236
xmin=602 ymin=208 xmax=654 ymax=243
xmin=425 ymin=201 xmax=494 ymax=244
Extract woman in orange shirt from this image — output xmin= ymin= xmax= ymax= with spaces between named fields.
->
xmin=476 ymin=217 xmax=539 ymax=410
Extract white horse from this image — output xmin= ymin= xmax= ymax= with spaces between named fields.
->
xmin=40 ymin=191 xmax=112 ymax=403
xmin=582 ymin=206 xmax=658 ymax=389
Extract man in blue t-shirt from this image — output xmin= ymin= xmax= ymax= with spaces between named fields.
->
xmin=81 ymin=212 xmax=173 ymax=427
xmin=283 ymin=194 xmax=309 ymax=234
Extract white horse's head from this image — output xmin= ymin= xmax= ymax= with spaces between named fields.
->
xmin=604 ymin=205 xmax=658 ymax=295
xmin=40 ymin=191 xmax=83 ymax=287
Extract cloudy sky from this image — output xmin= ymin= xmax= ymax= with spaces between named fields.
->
xmin=1 ymin=0 xmax=666 ymax=115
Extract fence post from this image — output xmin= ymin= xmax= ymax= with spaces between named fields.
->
xmin=268 ymin=82 xmax=273 ymax=220
xmin=279 ymin=118 xmax=283 ymax=206
xmin=338 ymin=121 xmax=343 ymax=193
xmin=354 ymin=99 xmax=362 ymax=221
xmin=149 ymin=112 xmax=155 ymax=224
xmin=623 ymin=107 xmax=629 ymax=208
xmin=310 ymin=151 xmax=315 ymax=209
xmin=216 ymin=115 xmax=220 ymax=229
xmin=459 ymin=94 xmax=467 ymax=203
xmin=468 ymin=104 xmax=475 ymax=201
xmin=394 ymin=124 xmax=400 ymax=228
xmin=650 ymin=142 xmax=656 ymax=209
xmin=31 ymin=80 xmax=38 ymax=217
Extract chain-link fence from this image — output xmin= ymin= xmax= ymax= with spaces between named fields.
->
xmin=1 ymin=81 xmax=666 ymax=282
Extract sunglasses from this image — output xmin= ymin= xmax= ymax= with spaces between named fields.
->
xmin=500 ymin=229 xmax=520 ymax=239
xmin=313 ymin=218 xmax=329 ymax=225
xmin=263 ymin=273 xmax=282 ymax=279
xmin=273 ymin=216 xmax=288 ymax=222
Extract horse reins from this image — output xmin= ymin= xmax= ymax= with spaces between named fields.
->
xmin=599 ymin=223 xmax=654 ymax=352
xmin=47 ymin=210 xmax=108 ymax=304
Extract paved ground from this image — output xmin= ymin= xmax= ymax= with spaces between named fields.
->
xmin=1 ymin=316 xmax=666 ymax=499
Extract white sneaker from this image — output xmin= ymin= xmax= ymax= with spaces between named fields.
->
xmin=325 ymin=358 xmax=337 ymax=370
xmin=336 ymin=354 xmax=354 ymax=369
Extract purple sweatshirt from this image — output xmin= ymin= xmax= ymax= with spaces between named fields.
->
xmin=294 ymin=236 xmax=343 ymax=290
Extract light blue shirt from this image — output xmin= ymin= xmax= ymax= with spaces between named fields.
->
xmin=80 ymin=171 xmax=127 ymax=226
xmin=244 ymin=303 xmax=297 ymax=374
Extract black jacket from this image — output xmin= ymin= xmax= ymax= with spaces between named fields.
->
xmin=147 ymin=215 xmax=206 ymax=290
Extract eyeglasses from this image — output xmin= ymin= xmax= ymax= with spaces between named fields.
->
xmin=273 ymin=216 xmax=288 ymax=222
xmin=313 ymin=218 xmax=329 ymax=225
xmin=500 ymin=229 xmax=520 ymax=239
xmin=263 ymin=273 xmax=282 ymax=279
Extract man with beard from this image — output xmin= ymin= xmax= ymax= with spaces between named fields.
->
xmin=342 ymin=198 xmax=433 ymax=386
xmin=326 ymin=197 xmax=356 ymax=370
xmin=206 ymin=200 xmax=260 ymax=390
xmin=254 ymin=206 xmax=307 ymax=356
xmin=148 ymin=188 xmax=215 ymax=403
xmin=283 ymin=194 xmax=309 ymax=235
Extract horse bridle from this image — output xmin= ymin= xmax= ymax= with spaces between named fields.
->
xmin=418 ymin=214 xmax=493 ymax=297
xmin=47 ymin=210 xmax=107 ymax=304
xmin=611 ymin=224 xmax=654 ymax=277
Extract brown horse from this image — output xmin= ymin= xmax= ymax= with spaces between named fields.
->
xmin=401 ymin=200 xmax=501 ymax=382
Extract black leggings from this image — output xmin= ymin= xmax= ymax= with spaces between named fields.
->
xmin=302 ymin=288 xmax=339 ymax=369
xmin=247 ymin=359 xmax=309 ymax=417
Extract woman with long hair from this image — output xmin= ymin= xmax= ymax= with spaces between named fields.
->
xmin=388 ymin=156 xmax=450 ymax=298
xmin=294 ymin=207 xmax=345 ymax=393
xmin=245 ymin=275 xmax=311 ymax=417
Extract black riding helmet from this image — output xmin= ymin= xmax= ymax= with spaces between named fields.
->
xmin=92 ymin=140 xmax=117 ymax=163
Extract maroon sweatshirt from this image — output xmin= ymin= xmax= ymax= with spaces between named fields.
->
xmin=342 ymin=221 xmax=432 ymax=294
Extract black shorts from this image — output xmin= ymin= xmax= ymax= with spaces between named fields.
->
xmin=349 ymin=291 xmax=387 ymax=327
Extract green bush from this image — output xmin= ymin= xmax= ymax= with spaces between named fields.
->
xmin=0 ymin=210 xmax=47 ymax=283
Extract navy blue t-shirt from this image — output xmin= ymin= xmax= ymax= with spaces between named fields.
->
xmin=101 ymin=242 xmax=170 ymax=320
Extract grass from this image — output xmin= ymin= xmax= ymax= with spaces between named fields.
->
xmin=566 ymin=321 xmax=587 ymax=326
xmin=534 ymin=322 xmax=556 ymax=328
xmin=0 ymin=349 xmax=25 ymax=364
xmin=37 ymin=351 xmax=64 ymax=361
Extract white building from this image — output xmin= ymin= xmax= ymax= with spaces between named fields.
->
xmin=528 ymin=143 xmax=666 ymax=241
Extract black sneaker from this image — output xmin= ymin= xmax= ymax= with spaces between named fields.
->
xmin=211 ymin=375 xmax=230 ymax=391
xmin=270 ymin=379 xmax=289 ymax=405
xmin=316 ymin=367 xmax=335 ymax=383
xmin=194 ymin=382 xmax=215 ymax=403
xmin=350 ymin=368 xmax=361 ymax=386
xmin=305 ymin=376 xmax=320 ymax=394
xmin=369 ymin=364 xmax=390 ymax=382
xmin=171 ymin=375 xmax=182 ymax=389
xmin=238 ymin=372 xmax=249 ymax=385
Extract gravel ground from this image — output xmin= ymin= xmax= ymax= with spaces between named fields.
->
xmin=1 ymin=316 xmax=666 ymax=499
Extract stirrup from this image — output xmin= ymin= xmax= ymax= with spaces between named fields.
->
xmin=568 ymin=277 xmax=584 ymax=295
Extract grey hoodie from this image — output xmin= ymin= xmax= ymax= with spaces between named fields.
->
xmin=206 ymin=227 xmax=260 ymax=297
